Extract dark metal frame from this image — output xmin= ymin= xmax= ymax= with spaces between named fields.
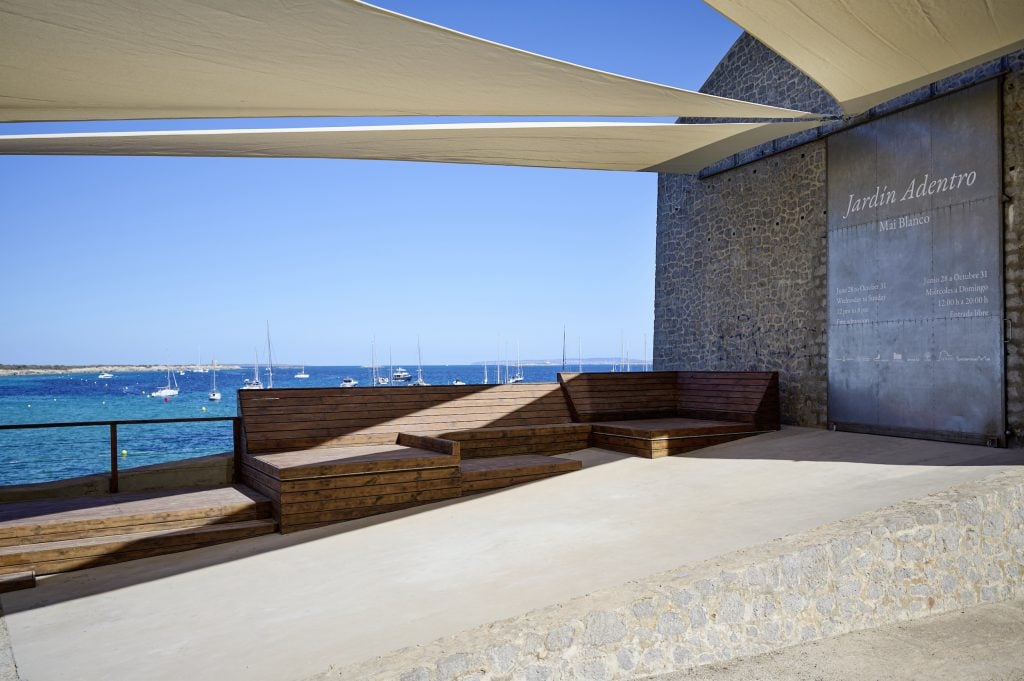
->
xmin=0 ymin=417 xmax=241 ymax=493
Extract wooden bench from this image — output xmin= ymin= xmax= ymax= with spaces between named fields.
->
xmin=559 ymin=371 xmax=780 ymax=458
xmin=239 ymin=384 xmax=584 ymax=532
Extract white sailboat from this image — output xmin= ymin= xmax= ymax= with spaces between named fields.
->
xmin=151 ymin=370 xmax=179 ymax=397
xmin=294 ymin=365 xmax=310 ymax=379
xmin=369 ymin=338 xmax=389 ymax=385
xmin=409 ymin=337 xmax=430 ymax=386
xmin=264 ymin=322 xmax=275 ymax=389
xmin=507 ymin=342 xmax=524 ymax=384
xmin=208 ymin=359 xmax=222 ymax=401
xmin=241 ymin=350 xmax=263 ymax=390
xmin=190 ymin=347 xmax=208 ymax=373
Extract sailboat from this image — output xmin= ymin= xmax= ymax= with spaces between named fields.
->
xmin=370 ymin=338 xmax=389 ymax=385
xmin=190 ymin=347 xmax=208 ymax=373
xmin=507 ymin=343 xmax=524 ymax=384
xmin=151 ymin=370 xmax=179 ymax=397
xmin=294 ymin=365 xmax=310 ymax=379
xmin=409 ymin=337 xmax=430 ymax=386
xmin=208 ymin=359 xmax=222 ymax=401
xmin=241 ymin=350 xmax=263 ymax=390
xmin=264 ymin=322 xmax=275 ymax=389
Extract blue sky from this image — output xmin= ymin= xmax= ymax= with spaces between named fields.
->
xmin=0 ymin=1 xmax=742 ymax=366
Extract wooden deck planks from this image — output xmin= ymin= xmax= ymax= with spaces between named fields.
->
xmin=0 ymin=487 xmax=278 ymax=578
xmin=0 ymin=519 xmax=276 ymax=576
xmin=0 ymin=486 xmax=271 ymax=546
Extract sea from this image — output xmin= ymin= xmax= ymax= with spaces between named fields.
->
xmin=0 ymin=364 xmax=611 ymax=486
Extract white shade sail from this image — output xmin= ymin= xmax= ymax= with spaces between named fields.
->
xmin=0 ymin=122 xmax=818 ymax=173
xmin=706 ymin=0 xmax=1024 ymax=114
xmin=0 ymin=0 xmax=815 ymax=123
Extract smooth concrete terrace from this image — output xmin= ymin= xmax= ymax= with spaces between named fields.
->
xmin=1 ymin=428 xmax=1020 ymax=681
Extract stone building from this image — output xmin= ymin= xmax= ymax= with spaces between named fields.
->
xmin=654 ymin=34 xmax=1024 ymax=446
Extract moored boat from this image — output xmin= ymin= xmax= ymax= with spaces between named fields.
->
xmin=151 ymin=370 xmax=179 ymax=397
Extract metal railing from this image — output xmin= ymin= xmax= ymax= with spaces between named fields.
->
xmin=0 ymin=417 xmax=241 ymax=492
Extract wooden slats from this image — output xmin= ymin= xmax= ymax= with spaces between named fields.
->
xmin=240 ymin=383 xmax=576 ymax=455
xmin=459 ymin=455 xmax=582 ymax=494
xmin=0 ymin=487 xmax=277 ymax=577
xmin=557 ymin=372 xmax=680 ymax=423
xmin=0 ymin=486 xmax=271 ymax=546
xmin=0 ymin=519 xmax=276 ymax=576
xmin=245 ymin=444 xmax=458 ymax=480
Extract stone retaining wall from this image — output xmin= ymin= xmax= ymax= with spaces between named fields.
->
xmin=319 ymin=469 xmax=1024 ymax=681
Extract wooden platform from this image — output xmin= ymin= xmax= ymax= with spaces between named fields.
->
xmin=242 ymin=444 xmax=462 ymax=533
xmin=590 ymin=418 xmax=763 ymax=458
xmin=235 ymin=372 xmax=781 ymax=533
xmin=0 ymin=486 xmax=275 ymax=577
xmin=441 ymin=423 xmax=592 ymax=459
xmin=460 ymin=455 xmax=582 ymax=494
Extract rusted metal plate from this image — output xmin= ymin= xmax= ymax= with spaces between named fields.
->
xmin=827 ymin=79 xmax=1004 ymax=445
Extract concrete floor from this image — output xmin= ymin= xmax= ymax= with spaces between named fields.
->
xmin=646 ymin=599 xmax=1024 ymax=681
xmin=1 ymin=427 xmax=1019 ymax=681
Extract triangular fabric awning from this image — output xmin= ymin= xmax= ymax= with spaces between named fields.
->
xmin=0 ymin=122 xmax=818 ymax=173
xmin=706 ymin=0 xmax=1024 ymax=114
xmin=0 ymin=0 xmax=815 ymax=123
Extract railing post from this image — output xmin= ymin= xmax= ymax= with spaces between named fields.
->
xmin=232 ymin=418 xmax=243 ymax=483
xmin=109 ymin=423 xmax=119 ymax=493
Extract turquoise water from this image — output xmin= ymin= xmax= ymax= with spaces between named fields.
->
xmin=0 ymin=364 xmax=605 ymax=485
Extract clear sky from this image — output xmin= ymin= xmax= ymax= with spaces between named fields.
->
xmin=0 ymin=1 xmax=742 ymax=366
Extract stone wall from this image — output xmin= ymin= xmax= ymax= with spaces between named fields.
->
xmin=1004 ymin=65 xmax=1024 ymax=442
xmin=655 ymin=148 xmax=828 ymax=426
xmin=655 ymin=38 xmax=1024 ymax=435
xmin=318 ymin=468 xmax=1024 ymax=681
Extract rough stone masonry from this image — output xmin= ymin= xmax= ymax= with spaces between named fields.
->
xmin=653 ymin=35 xmax=1024 ymax=441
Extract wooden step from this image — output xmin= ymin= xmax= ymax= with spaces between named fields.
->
xmin=0 ymin=519 xmax=276 ymax=576
xmin=459 ymin=455 xmax=581 ymax=494
xmin=245 ymin=444 xmax=458 ymax=480
xmin=0 ymin=486 xmax=272 ymax=547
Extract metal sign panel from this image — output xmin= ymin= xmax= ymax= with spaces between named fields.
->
xmin=827 ymin=79 xmax=1004 ymax=445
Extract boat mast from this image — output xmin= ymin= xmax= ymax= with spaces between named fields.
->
xmin=483 ymin=359 xmax=488 ymax=385
xmin=562 ymin=326 xmax=566 ymax=371
xmin=371 ymin=337 xmax=377 ymax=385
xmin=265 ymin=321 xmax=274 ymax=389
xmin=578 ymin=338 xmax=582 ymax=373
xmin=416 ymin=335 xmax=424 ymax=384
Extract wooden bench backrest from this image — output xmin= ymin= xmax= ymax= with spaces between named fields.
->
xmin=239 ymin=383 xmax=574 ymax=453
xmin=557 ymin=372 xmax=679 ymax=422
xmin=676 ymin=371 xmax=780 ymax=429
xmin=558 ymin=371 xmax=781 ymax=429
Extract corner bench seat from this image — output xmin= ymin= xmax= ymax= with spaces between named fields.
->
xmin=238 ymin=384 xmax=586 ymax=532
xmin=558 ymin=371 xmax=780 ymax=458
xmin=589 ymin=417 xmax=761 ymax=458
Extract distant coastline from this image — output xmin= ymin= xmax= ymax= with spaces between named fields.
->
xmin=0 ymin=364 xmax=243 ymax=377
